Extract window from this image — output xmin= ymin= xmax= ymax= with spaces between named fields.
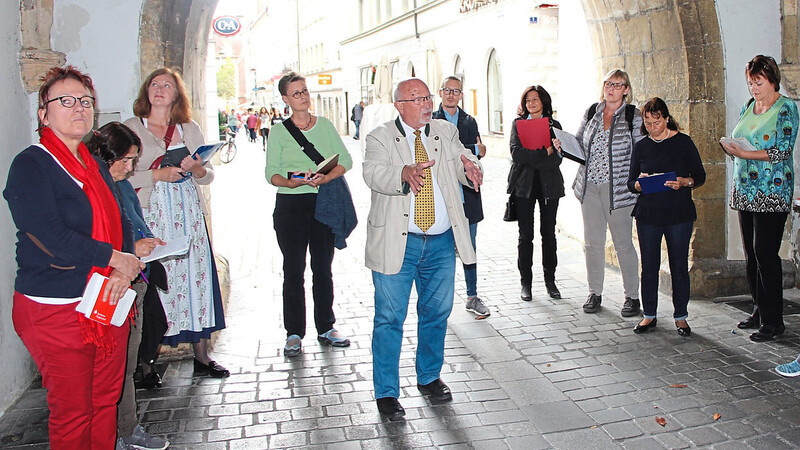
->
xmin=453 ymin=54 xmax=464 ymax=109
xmin=487 ymin=49 xmax=503 ymax=133
xmin=360 ymin=66 xmax=373 ymax=104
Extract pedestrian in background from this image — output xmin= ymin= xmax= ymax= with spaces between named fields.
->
xmin=258 ymin=106 xmax=271 ymax=151
xmin=432 ymin=76 xmax=490 ymax=318
xmin=556 ymin=69 xmax=643 ymax=317
xmin=507 ymin=85 xmax=564 ymax=302
xmin=352 ymin=100 xmax=364 ymax=139
xmin=363 ymin=78 xmax=483 ymax=420
xmin=227 ymin=109 xmax=239 ymax=135
xmin=265 ymin=72 xmax=353 ymax=357
xmin=125 ymin=67 xmax=229 ymax=378
xmin=721 ymin=55 xmax=799 ymax=342
xmin=627 ymin=97 xmax=705 ymax=337
xmin=246 ymin=108 xmax=258 ymax=143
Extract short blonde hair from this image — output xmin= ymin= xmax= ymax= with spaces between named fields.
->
xmin=599 ymin=69 xmax=633 ymax=104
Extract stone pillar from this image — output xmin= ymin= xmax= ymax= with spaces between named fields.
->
xmin=19 ymin=0 xmax=65 ymax=93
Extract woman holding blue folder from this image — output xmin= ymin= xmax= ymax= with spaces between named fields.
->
xmin=125 ymin=68 xmax=229 ymax=378
xmin=627 ymin=97 xmax=705 ymax=336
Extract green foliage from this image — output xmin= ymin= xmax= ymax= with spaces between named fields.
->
xmin=217 ymin=59 xmax=236 ymax=100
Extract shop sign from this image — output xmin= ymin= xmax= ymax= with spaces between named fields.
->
xmin=213 ymin=16 xmax=241 ymax=37
xmin=318 ymin=74 xmax=332 ymax=85
xmin=459 ymin=0 xmax=501 ymax=13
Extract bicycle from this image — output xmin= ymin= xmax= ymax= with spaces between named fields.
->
xmin=219 ymin=130 xmax=238 ymax=164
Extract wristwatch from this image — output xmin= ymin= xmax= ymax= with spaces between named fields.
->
xmin=687 ymin=178 xmax=693 ymax=188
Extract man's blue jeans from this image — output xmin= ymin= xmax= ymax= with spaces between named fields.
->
xmin=372 ymin=230 xmax=455 ymax=399
xmin=463 ymin=223 xmax=478 ymax=297
xmin=354 ymin=120 xmax=361 ymax=139
xmin=637 ymin=220 xmax=693 ymax=320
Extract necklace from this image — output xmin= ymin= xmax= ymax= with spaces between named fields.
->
xmin=649 ymin=131 xmax=671 ymax=143
xmin=294 ymin=114 xmax=313 ymax=130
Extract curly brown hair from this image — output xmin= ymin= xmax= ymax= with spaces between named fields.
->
xmin=132 ymin=68 xmax=192 ymax=123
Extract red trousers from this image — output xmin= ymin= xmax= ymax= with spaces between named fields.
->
xmin=13 ymin=292 xmax=129 ymax=450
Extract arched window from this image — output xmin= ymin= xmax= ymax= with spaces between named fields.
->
xmin=487 ymin=49 xmax=503 ymax=134
xmin=453 ymin=54 xmax=464 ymax=109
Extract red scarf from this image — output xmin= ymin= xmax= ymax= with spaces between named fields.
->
xmin=40 ymin=127 xmax=123 ymax=356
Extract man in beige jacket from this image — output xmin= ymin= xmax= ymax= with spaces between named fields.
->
xmin=363 ymin=78 xmax=483 ymax=420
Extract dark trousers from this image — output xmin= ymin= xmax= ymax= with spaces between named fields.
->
xmin=637 ymin=220 xmax=693 ymax=320
xmin=515 ymin=194 xmax=558 ymax=285
xmin=738 ymin=210 xmax=787 ymax=328
xmin=261 ymin=128 xmax=269 ymax=148
xmin=248 ymin=127 xmax=257 ymax=141
xmin=273 ymin=193 xmax=336 ymax=338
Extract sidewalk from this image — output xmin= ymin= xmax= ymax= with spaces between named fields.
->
xmin=2 ymin=135 xmax=800 ymax=449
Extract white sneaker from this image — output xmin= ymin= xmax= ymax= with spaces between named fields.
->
xmin=122 ymin=424 xmax=170 ymax=449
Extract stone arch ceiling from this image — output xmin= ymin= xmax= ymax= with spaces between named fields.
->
xmin=140 ymin=0 xmax=219 ymax=124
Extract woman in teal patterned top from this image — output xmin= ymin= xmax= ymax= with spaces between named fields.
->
xmin=721 ymin=55 xmax=799 ymax=342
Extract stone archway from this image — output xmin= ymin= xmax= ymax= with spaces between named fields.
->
xmin=579 ymin=0 xmax=731 ymax=297
xmin=140 ymin=0 xmax=219 ymax=130
xmin=20 ymin=0 xmax=219 ymax=128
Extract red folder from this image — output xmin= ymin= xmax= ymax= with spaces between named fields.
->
xmin=516 ymin=118 xmax=551 ymax=150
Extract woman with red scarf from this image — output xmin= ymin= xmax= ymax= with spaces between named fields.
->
xmin=3 ymin=66 xmax=143 ymax=449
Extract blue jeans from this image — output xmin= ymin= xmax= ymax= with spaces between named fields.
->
xmin=463 ymin=223 xmax=478 ymax=297
xmin=372 ymin=230 xmax=456 ymax=399
xmin=354 ymin=120 xmax=361 ymax=139
xmin=637 ymin=220 xmax=693 ymax=320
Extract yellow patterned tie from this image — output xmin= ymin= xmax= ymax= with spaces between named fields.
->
xmin=413 ymin=130 xmax=435 ymax=232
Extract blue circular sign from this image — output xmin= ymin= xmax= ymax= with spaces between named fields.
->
xmin=213 ymin=16 xmax=241 ymax=37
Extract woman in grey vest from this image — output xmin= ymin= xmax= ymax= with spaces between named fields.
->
xmin=557 ymin=69 xmax=644 ymax=317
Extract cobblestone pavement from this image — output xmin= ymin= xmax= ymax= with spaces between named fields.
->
xmin=3 ymin=135 xmax=800 ymax=449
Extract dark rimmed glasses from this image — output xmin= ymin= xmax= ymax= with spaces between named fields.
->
xmin=44 ymin=95 xmax=95 ymax=109
xmin=396 ymin=95 xmax=433 ymax=104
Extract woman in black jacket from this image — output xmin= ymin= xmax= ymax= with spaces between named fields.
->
xmin=507 ymin=85 xmax=564 ymax=301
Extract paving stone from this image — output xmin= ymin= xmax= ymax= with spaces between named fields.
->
xmin=543 ymin=427 xmax=619 ymax=449
xmin=521 ymin=400 xmax=595 ymax=433
xmin=602 ymin=420 xmax=644 ymax=439
xmin=680 ymin=425 xmax=728 ymax=446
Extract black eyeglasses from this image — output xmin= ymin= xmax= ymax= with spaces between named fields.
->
xmin=603 ymin=81 xmax=627 ymax=91
xmin=44 ymin=95 xmax=95 ymax=109
xmin=290 ymin=88 xmax=309 ymax=99
xmin=440 ymin=88 xmax=462 ymax=95
xmin=397 ymin=95 xmax=433 ymax=104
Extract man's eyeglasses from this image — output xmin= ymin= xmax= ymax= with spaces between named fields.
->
xmin=440 ymin=88 xmax=462 ymax=96
xmin=396 ymin=95 xmax=433 ymax=104
xmin=603 ymin=81 xmax=627 ymax=90
xmin=290 ymin=88 xmax=309 ymax=99
xmin=44 ymin=95 xmax=95 ymax=109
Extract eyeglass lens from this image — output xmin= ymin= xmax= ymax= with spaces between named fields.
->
xmin=292 ymin=88 xmax=309 ymax=99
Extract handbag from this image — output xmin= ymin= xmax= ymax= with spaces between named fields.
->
xmin=503 ymin=194 xmax=517 ymax=222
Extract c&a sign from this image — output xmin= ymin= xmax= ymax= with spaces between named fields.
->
xmin=213 ymin=16 xmax=241 ymax=37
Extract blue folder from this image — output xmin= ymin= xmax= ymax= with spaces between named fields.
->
xmin=638 ymin=172 xmax=677 ymax=194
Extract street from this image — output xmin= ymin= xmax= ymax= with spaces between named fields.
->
xmin=3 ymin=132 xmax=800 ymax=449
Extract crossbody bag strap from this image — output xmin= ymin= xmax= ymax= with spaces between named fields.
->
xmin=282 ymin=117 xmax=325 ymax=165
xmin=148 ymin=122 xmax=177 ymax=170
